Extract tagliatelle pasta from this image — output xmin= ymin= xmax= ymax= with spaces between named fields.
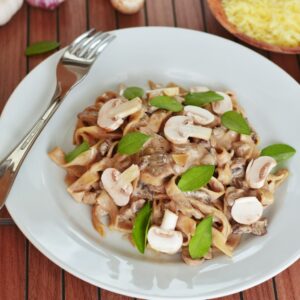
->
xmin=49 ymin=81 xmax=291 ymax=265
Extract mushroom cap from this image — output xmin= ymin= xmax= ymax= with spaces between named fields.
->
xmin=97 ymin=97 xmax=142 ymax=131
xmin=146 ymin=87 xmax=180 ymax=97
xmin=212 ymin=92 xmax=233 ymax=115
xmin=147 ymin=226 xmax=183 ymax=254
xmin=231 ymin=196 xmax=263 ymax=225
xmin=246 ymin=156 xmax=277 ymax=189
xmin=184 ymin=105 xmax=215 ymax=125
xmin=110 ymin=0 xmax=144 ymax=14
xmin=97 ymin=98 xmax=126 ymax=131
xmin=189 ymin=86 xmax=210 ymax=93
xmin=101 ymin=168 xmax=132 ymax=206
xmin=164 ymin=116 xmax=212 ymax=144
xmin=164 ymin=116 xmax=191 ymax=144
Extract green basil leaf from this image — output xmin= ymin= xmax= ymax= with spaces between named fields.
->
xmin=178 ymin=165 xmax=215 ymax=192
xmin=132 ymin=202 xmax=152 ymax=254
xmin=184 ymin=91 xmax=223 ymax=106
xmin=261 ymin=143 xmax=296 ymax=163
xmin=189 ymin=216 xmax=213 ymax=259
xmin=25 ymin=41 xmax=60 ymax=56
xmin=117 ymin=132 xmax=151 ymax=155
xmin=65 ymin=141 xmax=90 ymax=163
xmin=123 ymin=86 xmax=144 ymax=100
xmin=150 ymin=96 xmax=183 ymax=112
xmin=221 ymin=111 xmax=251 ymax=135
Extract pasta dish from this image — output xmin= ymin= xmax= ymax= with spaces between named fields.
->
xmin=49 ymin=81 xmax=294 ymax=265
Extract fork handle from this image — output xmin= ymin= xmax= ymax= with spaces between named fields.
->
xmin=0 ymin=87 xmax=62 ymax=210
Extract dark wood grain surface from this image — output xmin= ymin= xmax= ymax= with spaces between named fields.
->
xmin=0 ymin=1 xmax=299 ymax=299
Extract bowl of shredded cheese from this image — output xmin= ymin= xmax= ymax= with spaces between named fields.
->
xmin=207 ymin=0 xmax=300 ymax=54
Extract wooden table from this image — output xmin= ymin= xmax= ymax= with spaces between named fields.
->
xmin=0 ymin=1 xmax=299 ymax=299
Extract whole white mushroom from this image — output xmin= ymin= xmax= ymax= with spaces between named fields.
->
xmin=111 ymin=0 xmax=144 ymax=14
xmin=0 ymin=0 xmax=23 ymax=26
xmin=147 ymin=210 xmax=183 ymax=254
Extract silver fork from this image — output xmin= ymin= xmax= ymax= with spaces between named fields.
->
xmin=0 ymin=29 xmax=115 ymax=210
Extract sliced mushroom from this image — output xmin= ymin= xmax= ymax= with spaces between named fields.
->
xmin=212 ymin=92 xmax=233 ymax=115
xmin=213 ymin=147 xmax=234 ymax=167
xmin=97 ymin=97 xmax=142 ymax=131
xmin=230 ymin=158 xmax=246 ymax=178
xmin=139 ymin=153 xmax=174 ymax=186
xmin=217 ymin=163 xmax=232 ymax=185
xmin=110 ymin=0 xmax=144 ymax=14
xmin=172 ymin=153 xmax=189 ymax=166
xmin=183 ymin=105 xmax=215 ymax=125
xmin=246 ymin=156 xmax=277 ymax=189
xmin=189 ymin=86 xmax=209 ymax=93
xmin=119 ymin=199 xmax=146 ymax=221
xmin=147 ymin=209 xmax=183 ymax=254
xmin=224 ymin=186 xmax=245 ymax=206
xmin=82 ymin=192 xmax=98 ymax=204
xmin=146 ymin=87 xmax=180 ymax=98
xmin=211 ymin=127 xmax=239 ymax=150
xmin=164 ymin=116 xmax=212 ymax=144
xmin=183 ymin=190 xmax=210 ymax=203
xmin=101 ymin=164 xmax=140 ymax=206
xmin=200 ymin=152 xmax=217 ymax=165
xmin=92 ymin=190 xmax=119 ymax=236
xmin=171 ymin=143 xmax=209 ymax=174
xmin=145 ymin=110 xmax=171 ymax=133
xmin=231 ymin=196 xmax=263 ymax=225
xmin=267 ymin=168 xmax=289 ymax=193
xmin=113 ymin=199 xmax=146 ymax=232
xmin=257 ymin=188 xmax=274 ymax=206
xmin=233 ymin=219 xmax=267 ymax=236
xmin=251 ymin=219 xmax=268 ymax=235
xmin=99 ymin=140 xmax=112 ymax=156
xmin=123 ymin=108 xmax=147 ymax=134
xmin=140 ymin=133 xmax=171 ymax=155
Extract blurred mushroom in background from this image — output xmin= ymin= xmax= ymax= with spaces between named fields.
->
xmin=111 ymin=0 xmax=144 ymax=14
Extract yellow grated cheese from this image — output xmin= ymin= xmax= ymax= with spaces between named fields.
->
xmin=222 ymin=0 xmax=300 ymax=47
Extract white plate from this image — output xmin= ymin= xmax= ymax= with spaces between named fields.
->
xmin=1 ymin=27 xmax=300 ymax=300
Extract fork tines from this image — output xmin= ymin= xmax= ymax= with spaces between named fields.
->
xmin=67 ymin=29 xmax=115 ymax=60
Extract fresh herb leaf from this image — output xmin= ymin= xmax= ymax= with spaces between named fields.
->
xmin=150 ymin=96 xmax=183 ymax=112
xmin=189 ymin=216 xmax=213 ymax=259
xmin=117 ymin=132 xmax=150 ymax=155
xmin=261 ymin=143 xmax=296 ymax=163
xmin=184 ymin=91 xmax=223 ymax=106
xmin=65 ymin=141 xmax=90 ymax=163
xmin=25 ymin=41 xmax=60 ymax=56
xmin=132 ymin=202 xmax=152 ymax=254
xmin=178 ymin=165 xmax=215 ymax=192
xmin=221 ymin=111 xmax=251 ymax=135
xmin=123 ymin=86 xmax=144 ymax=100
